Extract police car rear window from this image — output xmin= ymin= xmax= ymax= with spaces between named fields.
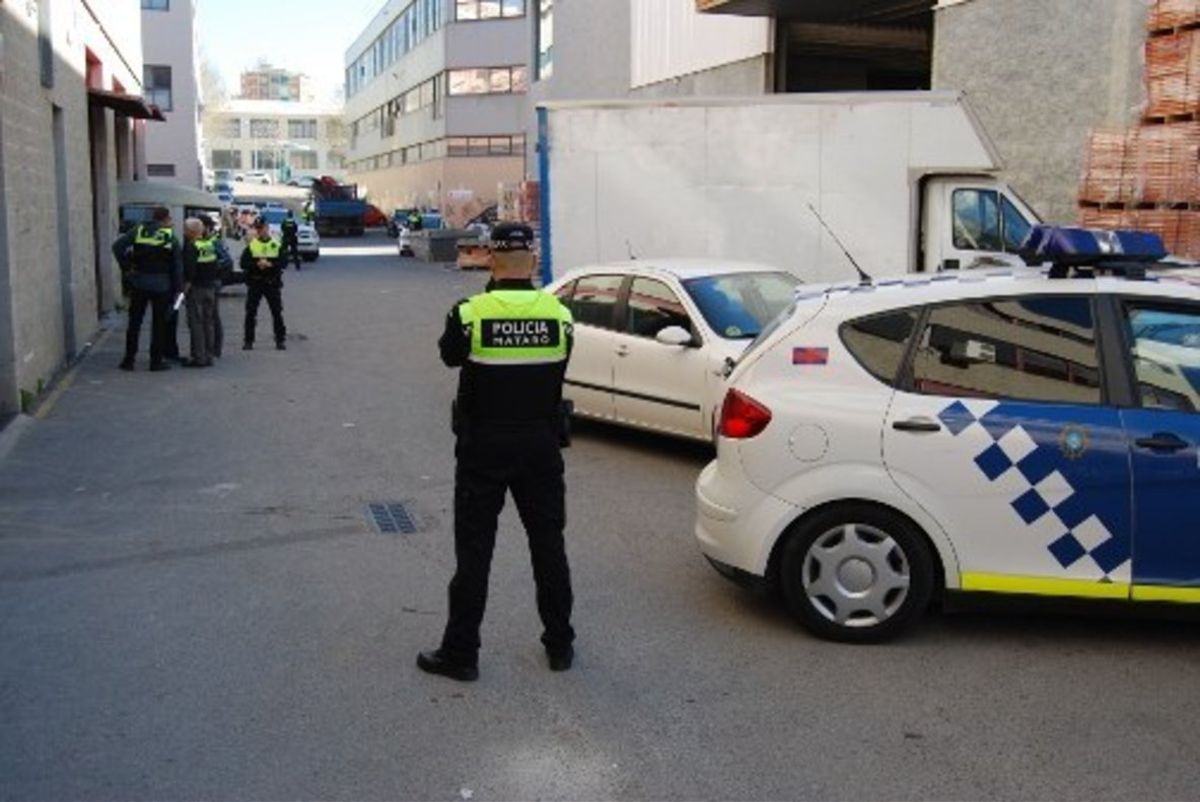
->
xmin=841 ymin=310 xmax=920 ymax=387
xmin=910 ymin=296 xmax=1102 ymax=405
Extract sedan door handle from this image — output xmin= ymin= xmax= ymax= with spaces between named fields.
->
xmin=1135 ymin=432 xmax=1189 ymax=452
xmin=615 ymin=345 xmax=630 ymax=357
xmin=892 ymin=417 xmax=942 ymax=433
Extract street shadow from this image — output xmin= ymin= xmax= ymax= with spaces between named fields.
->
xmin=570 ymin=417 xmax=713 ymax=466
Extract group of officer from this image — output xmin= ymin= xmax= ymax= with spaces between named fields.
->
xmin=112 ymin=207 xmax=290 ymax=370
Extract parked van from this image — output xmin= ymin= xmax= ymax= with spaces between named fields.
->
xmin=117 ymin=180 xmax=224 ymax=238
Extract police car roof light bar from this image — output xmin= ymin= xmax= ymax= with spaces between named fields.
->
xmin=1021 ymin=225 xmax=1167 ymax=279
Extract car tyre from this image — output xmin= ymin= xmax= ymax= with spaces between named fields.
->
xmin=779 ymin=503 xmax=934 ymax=643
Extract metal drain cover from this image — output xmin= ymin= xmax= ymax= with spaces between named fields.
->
xmin=368 ymin=502 xmax=418 ymax=534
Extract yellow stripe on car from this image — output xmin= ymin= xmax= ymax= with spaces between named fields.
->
xmin=1131 ymin=585 xmax=1200 ymax=603
xmin=961 ymin=573 xmax=1130 ymax=599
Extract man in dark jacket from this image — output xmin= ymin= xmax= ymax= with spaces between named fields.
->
xmin=280 ymin=210 xmax=303 ymax=270
xmin=112 ymin=206 xmax=183 ymax=371
xmin=240 ymin=219 xmax=288 ymax=350
xmin=201 ymin=215 xmax=233 ymax=358
xmin=181 ymin=218 xmax=220 ymax=367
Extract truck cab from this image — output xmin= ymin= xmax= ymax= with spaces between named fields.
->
xmin=920 ymin=176 xmax=1041 ymax=273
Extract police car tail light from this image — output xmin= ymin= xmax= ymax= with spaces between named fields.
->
xmin=720 ymin=389 xmax=772 ymax=439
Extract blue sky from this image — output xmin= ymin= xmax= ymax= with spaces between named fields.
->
xmin=196 ymin=0 xmax=386 ymax=101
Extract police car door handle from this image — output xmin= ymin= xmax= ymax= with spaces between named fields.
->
xmin=1135 ymin=432 xmax=1188 ymax=452
xmin=615 ymin=345 xmax=630 ymax=357
xmin=892 ymin=417 xmax=942 ymax=433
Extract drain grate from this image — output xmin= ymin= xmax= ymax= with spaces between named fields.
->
xmin=368 ymin=502 xmax=418 ymax=534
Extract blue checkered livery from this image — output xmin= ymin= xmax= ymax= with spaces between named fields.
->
xmin=939 ymin=400 xmax=1132 ymax=581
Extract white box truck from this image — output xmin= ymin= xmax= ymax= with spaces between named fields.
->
xmin=535 ymin=91 xmax=1042 ymax=284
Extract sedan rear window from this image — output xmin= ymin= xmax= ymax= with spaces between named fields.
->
xmin=682 ymin=272 xmax=800 ymax=340
xmin=841 ymin=310 xmax=920 ymax=387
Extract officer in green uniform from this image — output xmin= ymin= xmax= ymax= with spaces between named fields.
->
xmin=418 ymin=223 xmax=576 ymax=682
xmin=112 ymin=206 xmax=182 ymax=371
xmin=239 ymin=219 xmax=288 ymax=350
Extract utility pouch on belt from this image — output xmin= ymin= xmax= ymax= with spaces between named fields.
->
xmin=559 ymin=400 xmax=574 ymax=448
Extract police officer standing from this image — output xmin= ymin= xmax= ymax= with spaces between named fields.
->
xmin=112 ymin=206 xmax=182 ymax=372
xmin=240 ymin=219 xmax=288 ymax=350
xmin=280 ymin=210 xmax=303 ymax=270
xmin=418 ymin=223 xmax=576 ymax=682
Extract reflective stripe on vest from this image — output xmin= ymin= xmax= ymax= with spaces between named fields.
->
xmin=132 ymin=224 xmax=174 ymax=273
xmin=460 ymin=290 xmax=572 ymax=366
xmin=195 ymin=237 xmax=218 ymax=264
xmin=248 ymin=238 xmax=281 ymax=259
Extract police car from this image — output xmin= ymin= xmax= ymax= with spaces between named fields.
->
xmin=695 ymin=227 xmax=1200 ymax=642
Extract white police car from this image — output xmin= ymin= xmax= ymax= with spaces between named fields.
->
xmin=696 ymin=227 xmax=1200 ymax=641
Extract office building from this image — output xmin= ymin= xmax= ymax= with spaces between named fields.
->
xmin=206 ymin=99 xmax=348 ymax=182
xmin=343 ymin=0 xmax=530 ymax=214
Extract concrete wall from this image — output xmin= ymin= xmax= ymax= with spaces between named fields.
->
xmin=525 ymin=0 xmax=771 ymax=174
xmin=141 ymin=0 xmax=202 ymax=187
xmin=0 ymin=0 xmax=143 ymax=416
xmin=933 ymin=0 xmax=1146 ymax=225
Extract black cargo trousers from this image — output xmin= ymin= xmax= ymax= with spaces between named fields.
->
xmin=440 ymin=420 xmax=575 ymax=665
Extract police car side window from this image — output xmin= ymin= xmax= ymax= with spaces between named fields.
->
xmin=841 ymin=310 xmax=919 ymax=387
xmin=1124 ymin=302 xmax=1200 ymax=413
xmin=910 ymin=296 xmax=1102 ymax=405
xmin=554 ymin=280 xmax=577 ymax=305
xmin=568 ymin=274 xmax=624 ymax=331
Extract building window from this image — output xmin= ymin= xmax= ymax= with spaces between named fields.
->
xmin=447 ymin=134 xmax=524 ymax=157
xmin=211 ymin=150 xmax=243 ymax=169
xmin=251 ymin=151 xmax=278 ymax=170
xmin=288 ymin=119 xmax=318 ymax=139
xmin=221 ymin=118 xmax=242 ymax=138
xmin=327 ymin=152 xmax=345 ymax=168
xmin=448 ymin=66 xmax=527 ymax=96
xmin=456 ymin=0 xmax=523 ymax=19
xmin=144 ymin=65 xmax=173 ymax=110
xmin=141 ymin=0 xmax=170 ymax=9
xmin=537 ymin=0 xmax=553 ymax=80
xmin=249 ymin=118 xmax=280 ymax=138
xmin=290 ymin=151 xmax=319 ymax=170
xmin=147 ymin=163 xmax=176 ymax=177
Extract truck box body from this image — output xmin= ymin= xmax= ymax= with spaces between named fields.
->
xmin=538 ymin=92 xmax=1036 ymax=283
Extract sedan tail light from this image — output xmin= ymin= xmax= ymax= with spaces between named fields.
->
xmin=719 ymin=389 xmax=772 ymax=439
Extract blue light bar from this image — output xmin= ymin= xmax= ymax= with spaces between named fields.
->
xmin=1020 ymin=225 xmax=1167 ymax=266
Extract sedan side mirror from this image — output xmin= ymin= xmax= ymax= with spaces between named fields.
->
xmin=656 ymin=325 xmax=694 ymax=347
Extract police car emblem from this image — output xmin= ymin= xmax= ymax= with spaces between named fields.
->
xmin=1060 ymin=425 xmax=1090 ymax=460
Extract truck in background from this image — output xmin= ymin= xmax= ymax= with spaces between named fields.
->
xmin=536 ymin=92 xmax=1042 ymax=284
xmin=312 ymin=177 xmax=367 ymax=237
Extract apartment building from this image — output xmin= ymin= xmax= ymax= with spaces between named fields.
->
xmin=0 ymin=0 xmax=157 ymax=418
xmin=343 ymin=0 xmax=530 ymax=213
xmin=206 ymin=99 xmax=348 ymax=182
xmin=239 ymin=62 xmax=312 ymax=102
xmin=141 ymin=0 xmax=204 ymax=187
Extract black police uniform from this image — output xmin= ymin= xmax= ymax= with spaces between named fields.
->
xmin=420 ymin=225 xmax=575 ymax=680
xmin=280 ymin=215 xmax=302 ymax=269
xmin=240 ymin=235 xmax=288 ymax=349
xmin=112 ymin=222 xmax=183 ymax=370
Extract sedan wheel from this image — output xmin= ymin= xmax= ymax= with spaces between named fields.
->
xmin=781 ymin=504 xmax=933 ymax=642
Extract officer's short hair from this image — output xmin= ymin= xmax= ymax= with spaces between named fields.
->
xmin=184 ymin=218 xmax=204 ymax=237
xmin=152 ymin=206 xmax=171 ymax=223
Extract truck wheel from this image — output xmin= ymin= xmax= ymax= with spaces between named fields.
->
xmin=779 ymin=503 xmax=934 ymax=643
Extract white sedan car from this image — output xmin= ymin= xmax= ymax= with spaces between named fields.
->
xmin=546 ymin=260 xmax=800 ymax=442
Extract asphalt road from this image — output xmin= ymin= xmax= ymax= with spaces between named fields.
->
xmin=2 ymin=236 xmax=1200 ymax=801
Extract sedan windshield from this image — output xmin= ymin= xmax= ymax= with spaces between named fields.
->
xmin=682 ymin=272 xmax=801 ymax=340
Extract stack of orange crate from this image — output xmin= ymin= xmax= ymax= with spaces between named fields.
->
xmin=1079 ymin=0 xmax=1200 ymax=258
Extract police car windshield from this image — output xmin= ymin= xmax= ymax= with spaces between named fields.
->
xmin=682 ymin=272 xmax=801 ymax=340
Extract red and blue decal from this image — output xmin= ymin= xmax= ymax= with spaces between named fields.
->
xmin=792 ymin=347 xmax=829 ymax=366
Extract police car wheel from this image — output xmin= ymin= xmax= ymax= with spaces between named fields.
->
xmin=780 ymin=504 xmax=934 ymax=643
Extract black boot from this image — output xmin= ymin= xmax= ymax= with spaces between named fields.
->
xmin=416 ymin=650 xmax=478 ymax=682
